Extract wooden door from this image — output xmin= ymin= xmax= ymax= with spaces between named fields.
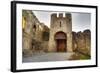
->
xmin=57 ymin=39 xmax=66 ymax=52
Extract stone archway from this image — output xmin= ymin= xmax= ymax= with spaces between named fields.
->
xmin=55 ymin=32 xmax=67 ymax=52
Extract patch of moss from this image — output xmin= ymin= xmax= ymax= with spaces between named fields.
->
xmin=69 ymin=52 xmax=91 ymax=60
xmin=79 ymin=55 xmax=90 ymax=60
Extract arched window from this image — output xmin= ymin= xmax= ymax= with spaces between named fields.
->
xmin=33 ymin=25 xmax=36 ymax=31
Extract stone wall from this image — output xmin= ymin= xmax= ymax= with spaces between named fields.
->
xmin=72 ymin=30 xmax=91 ymax=55
xmin=22 ymin=10 xmax=49 ymax=57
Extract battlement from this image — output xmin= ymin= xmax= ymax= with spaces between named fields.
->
xmin=59 ymin=13 xmax=63 ymax=18
xmin=65 ymin=13 xmax=71 ymax=18
xmin=51 ymin=13 xmax=71 ymax=19
xmin=51 ymin=13 xmax=57 ymax=18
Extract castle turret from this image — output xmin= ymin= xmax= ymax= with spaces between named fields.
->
xmin=49 ymin=13 xmax=73 ymax=52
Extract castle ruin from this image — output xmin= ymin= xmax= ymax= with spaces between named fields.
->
xmin=22 ymin=10 xmax=91 ymax=58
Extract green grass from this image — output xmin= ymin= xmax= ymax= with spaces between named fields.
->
xmin=79 ymin=54 xmax=90 ymax=60
xmin=69 ymin=52 xmax=91 ymax=60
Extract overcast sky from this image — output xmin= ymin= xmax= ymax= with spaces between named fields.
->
xmin=33 ymin=11 xmax=91 ymax=32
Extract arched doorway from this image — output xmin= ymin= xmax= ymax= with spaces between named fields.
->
xmin=55 ymin=32 xmax=67 ymax=52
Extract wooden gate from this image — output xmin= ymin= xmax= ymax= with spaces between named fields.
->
xmin=55 ymin=32 xmax=67 ymax=52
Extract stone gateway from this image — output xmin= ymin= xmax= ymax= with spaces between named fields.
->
xmin=49 ymin=13 xmax=73 ymax=52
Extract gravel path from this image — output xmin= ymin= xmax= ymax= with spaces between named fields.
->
xmin=23 ymin=53 xmax=73 ymax=63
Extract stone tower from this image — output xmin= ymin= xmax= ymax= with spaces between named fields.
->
xmin=48 ymin=13 xmax=73 ymax=52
